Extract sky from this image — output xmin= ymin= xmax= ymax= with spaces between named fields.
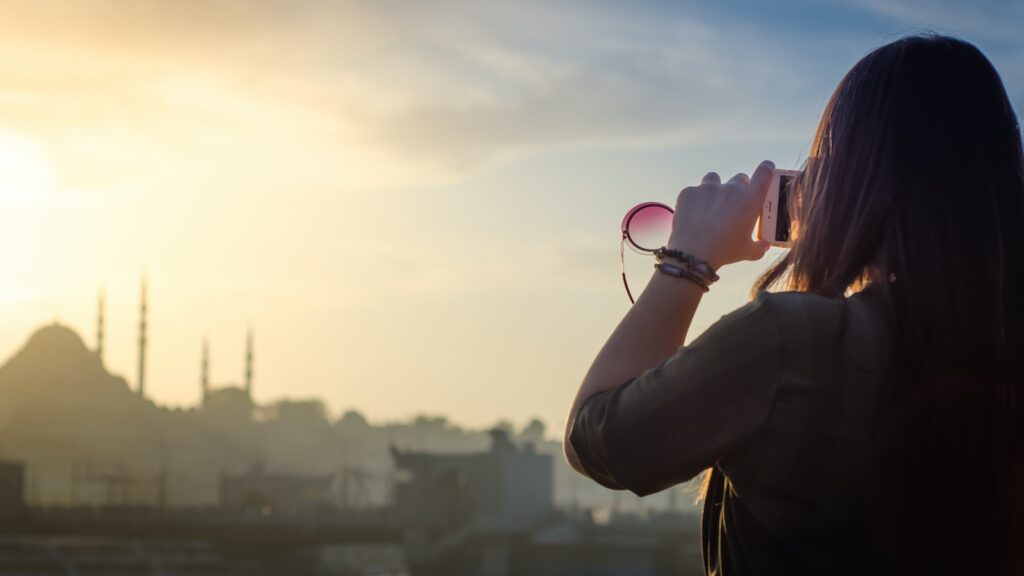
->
xmin=0 ymin=0 xmax=1022 ymax=435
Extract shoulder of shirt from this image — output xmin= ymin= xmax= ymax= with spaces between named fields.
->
xmin=752 ymin=288 xmax=842 ymax=308
xmin=751 ymin=289 xmax=885 ymax=372
xmin=752 ymin=289 xmax=858 ymax=323
xmin=705 ymin=289 xmax=847 ymax=342
xmin=713 ymin=289 xmax=837 ymax=330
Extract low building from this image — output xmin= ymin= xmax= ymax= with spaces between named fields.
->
xmin=390 ymin=430 xmax=702 ymax=576
xmin=391 ymin=428 xmax=553 ymax=534
xmin=0 ymin=462 xmax=24 ymax=520
xmin=219 ymin=465 xmax=335 ymax=516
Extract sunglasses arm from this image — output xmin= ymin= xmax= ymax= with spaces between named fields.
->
xmin=620 ymin=236 xmax=636 ymax=304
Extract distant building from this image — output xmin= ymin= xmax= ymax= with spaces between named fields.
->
xmin=391 ymin=428 xmax=554 ymax=534
xmin=0 ymin=461 xmax=25 ymax=519
xmin=201 ymin=386 xmax=256 ymax=424
xmin=199 ymin=332 xmax=256 ymax=424
xmin=266 ymin=399 xmax=330 ymax=427
xmin=390 ymin=429 xmax=701 ymax=576
xmin=219 ymin=465 xmax=335 ymax=516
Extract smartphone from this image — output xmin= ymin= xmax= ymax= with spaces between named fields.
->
xmin=758 ymin=169 xmax=800 ymax=248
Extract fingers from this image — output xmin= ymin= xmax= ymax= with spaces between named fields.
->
xmin=702 ymin=165 xmax=773 ymax=189
xmin=749 ymin=160 xmax=775 ymax=200
xmin=701 ymin=172 xmax=721 ymax=185
xmin=727 ymin=172 xmax=750 ymax=186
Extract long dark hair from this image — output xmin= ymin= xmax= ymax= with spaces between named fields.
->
xmin=755 ymin=34 xmax=1024 ymax=572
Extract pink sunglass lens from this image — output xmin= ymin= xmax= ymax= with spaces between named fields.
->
xmin=626 ymin=204 xmax=673 ymax=252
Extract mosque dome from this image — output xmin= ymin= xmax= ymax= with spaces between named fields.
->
xmin=1 ymin=323 xmax=100 ymax=382
xmin=21 ymin=323 xmax=90 ymax=362
xmin=0 ymin=322 xmax=131 ymax=403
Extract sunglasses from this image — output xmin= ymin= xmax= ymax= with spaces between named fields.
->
xmin=620 ymin=201 xmax=674 ymax=304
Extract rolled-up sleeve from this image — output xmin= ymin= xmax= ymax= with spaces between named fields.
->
xmin=568 ymin=290 xmax=784 ymax=496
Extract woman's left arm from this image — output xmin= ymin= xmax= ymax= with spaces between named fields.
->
xmin=563 ymin=161 xmax=775 ymax=475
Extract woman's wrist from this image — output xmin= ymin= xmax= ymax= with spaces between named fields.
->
xmin=665 ymin=238 xmax=722 ymax=269
xmin=654 ymin=246 xmax=720 ymax=291
xmin=648 ymin=265 xmax=709 ymax=297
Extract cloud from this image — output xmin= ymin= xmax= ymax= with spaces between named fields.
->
xmin=327 ymin=2 xmax=819 ymax=169
xmin=0 ymin=0 xmax=824 ymax=186
xmin=6 ymin=0 xmax=1017 ymax=190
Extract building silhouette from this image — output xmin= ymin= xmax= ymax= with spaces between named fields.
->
xmin=0 ymin=461 xmax=25 ymax=520
xmin=392 ymin=428 xmax=553 ymax=534
xmin=0 ymin=284 xmax=705 ymax=574
xmin=95 ymin=288 xmax=105 ymax=365
xmin=200 ymin=333 xmax=256 ymax=424
xmin=390 ymin=429 xmax=701 ymax=576
xmin=137 ymin=277 xmax=147 ymax=398
xmin=219 ymin=464 xmax=335 ymax=516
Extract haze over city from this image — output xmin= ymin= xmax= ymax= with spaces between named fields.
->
xmin=1 ymin=0 xmax=1021 ymax=432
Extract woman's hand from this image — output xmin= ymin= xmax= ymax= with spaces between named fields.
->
xmin=666 ymin=160 xmax=775 ymax=270
xmin=565 ymin=162 xmax=777 ymax=477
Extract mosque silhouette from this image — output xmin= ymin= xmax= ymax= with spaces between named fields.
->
xmin=92 ymin=278 xmax=256 ymax=415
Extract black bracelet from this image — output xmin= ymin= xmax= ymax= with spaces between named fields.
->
xmin=654 ymin=247 xmax=698 ymax=265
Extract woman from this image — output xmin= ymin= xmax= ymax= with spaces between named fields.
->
xmin=564 ymin=34 xmax=1024 ymax=575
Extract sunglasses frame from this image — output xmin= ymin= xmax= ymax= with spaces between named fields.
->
xmin=620 ymin=202 xmax=674 ymax=304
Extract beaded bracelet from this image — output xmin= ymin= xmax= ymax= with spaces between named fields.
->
xmin=654 ymin=261 xmax=711 ymax=292
xmin=653 ymin=247 xmax=720 ymax=290
xmin=654 ymin=246 xmax=699 ymax=265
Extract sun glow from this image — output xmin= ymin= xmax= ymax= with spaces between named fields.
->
xmin=0 ymin=128 xmax=55 ymax=305
xmin=0 ymin=128 xmax=55 ymax=203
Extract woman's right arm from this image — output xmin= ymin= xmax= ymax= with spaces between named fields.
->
xmin=567 ymin=289 xmax=785 ymax=496
xmin=564 ymin=161 xmax=778 ymax=491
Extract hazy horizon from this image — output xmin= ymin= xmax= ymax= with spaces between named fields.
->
xmin=1 ymin=0 xmax=1022 ymax=432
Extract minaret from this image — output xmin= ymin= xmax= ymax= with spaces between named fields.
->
xmin=201 ymin=337 xmax=210 ymax=401
xmin=137 ymin=277 xmax=147 ymax=398
xmin=244 ymin=329 xmax=253 ymax=399
xmin=96 ymin=287 xmax=105 ymax=363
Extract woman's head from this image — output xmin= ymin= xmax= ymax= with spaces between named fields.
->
xmin=762 ymin=31 xmax=1024 ymax=379
xmin=758 ymin=34 xmax=1024 ymax=572
xmin=760 ymin=33 xmax=1024 ymax=302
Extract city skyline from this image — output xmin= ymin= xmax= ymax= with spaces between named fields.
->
xmin=2 ymin=284 xmax=550 ymax=430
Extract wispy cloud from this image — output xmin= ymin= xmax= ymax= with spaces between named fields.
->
xmin=0 ymin=0 xmax=829 ymax=185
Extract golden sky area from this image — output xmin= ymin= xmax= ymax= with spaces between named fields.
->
xmin=1 ymin=0 xmax=1020 ymax=433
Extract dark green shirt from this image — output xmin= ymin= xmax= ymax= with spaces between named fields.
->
xmin=569 ymin=288 xmax=891 ymax=575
